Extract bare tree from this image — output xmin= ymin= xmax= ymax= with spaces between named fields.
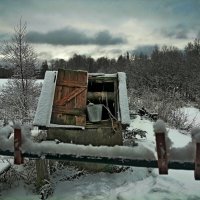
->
xmin=0 ymin=79 xmax=41 ymax=124
xmin=0 ymin=19 xmax=39 ymax=123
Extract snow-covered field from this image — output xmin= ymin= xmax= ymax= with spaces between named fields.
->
xmin=0 ymin=78 xmax=200 ymax=199
xmin=1 ymin=113 xmax=200 ymax=200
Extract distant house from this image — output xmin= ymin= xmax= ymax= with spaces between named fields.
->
xmin=33 ymin=69 xmax=130 ymax=146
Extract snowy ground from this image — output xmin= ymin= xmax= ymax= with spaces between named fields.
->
xmin=0 ymin=80 xmax=200 ymax=200
xmin=0 ymin=159 xmax=10 ymax=175
xmin=180 ymin=106 xmax=200 ymax=127
xmin=1 ymin=112 xmax=200 ymax=200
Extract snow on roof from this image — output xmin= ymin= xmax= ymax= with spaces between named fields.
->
xmin=89 ymin=73 xmax=117 ymax=78
xmin=118 ymin=72 xmax=130 ymax=126
xmin=33 ymin=71 xmax=57 ymax=127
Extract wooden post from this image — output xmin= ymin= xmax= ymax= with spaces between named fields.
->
xmin=195 ymin=143 xmax=200 ymax=180
xmin=35 ymin=159 xmax=49 ymax=189
xmin=155 ymin=132 xmax=168 ymax=174
xmin=14 ymin=128 xmax=24 ymax=165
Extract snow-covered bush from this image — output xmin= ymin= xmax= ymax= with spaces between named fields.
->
xmin=40 ymin=179 xmax=54 ymax=200
xmin=128 ymin=87 xmax=193 ymax=130
xmin=0 ymin=79 xmax=41 ymax=124
xmin=0 ymin=159 xmax=37 ymax=191
xmin=0 ymin=165 xmax=21 ymax=190
xmin=156 ymin=99 xmax=188 ymax=130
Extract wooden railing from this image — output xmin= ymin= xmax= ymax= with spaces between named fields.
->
xmin=0 ymin=126 xmax=199 ymax=180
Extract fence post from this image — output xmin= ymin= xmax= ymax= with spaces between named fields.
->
xmin=195 ymin=143 xmax=200 ymax=180
xmin=154 ymin=120 xmax=168 ymax=174
xmin=14 ymin=128 xmax=24 ymax=165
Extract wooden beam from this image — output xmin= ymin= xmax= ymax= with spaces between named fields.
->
xmin=88 ymin=77 xmax=117 ymax=82
xmin=0 ymin=150 xmax=196 ymax=171
xmin=56 ymin=81 xmax=87 ymax=88
xmin=52 ymin=106 xmax=85 ymax=115
xmin=55 ymin=88 xmax=86 ymax=106
xmin=87 ymin=92 xmax=114 ymax=101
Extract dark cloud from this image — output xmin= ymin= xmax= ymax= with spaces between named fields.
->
xmin=26 ymin=27 xmax=126 ymax=46
xmin=160 ymin=24 xmax=189 ymax=39
xmin=161 ymin=29 xmax=188 ymax=39
xmin=94 ymin=31 xmax=125 ymax=45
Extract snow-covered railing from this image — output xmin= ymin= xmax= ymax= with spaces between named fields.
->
xmin=0 ymin=123 xmax=200 ymax=180
xmin=153 ymin=120 xmax=200 ymax=180
xmin=0 ymin=124 xmax=155 ymax=163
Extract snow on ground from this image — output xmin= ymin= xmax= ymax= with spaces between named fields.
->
xmin=1 ymin=104 xmax=200 ymax=199
xmin=180 ymin=106 xmax=200 ymax=127
xmin=0 ymin=79 xmax=9 ymax=89
xmin=0 ymin=159 xmax=10 ymax=175
xmin=1 ymin=165 xmax=200 ymax=200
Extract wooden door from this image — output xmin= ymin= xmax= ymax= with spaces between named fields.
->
xmin=51 ymin=69 xmax=88 ymax=126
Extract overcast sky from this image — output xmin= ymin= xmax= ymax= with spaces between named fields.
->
xmin=0 ymin=0 xmax=199 ymax=60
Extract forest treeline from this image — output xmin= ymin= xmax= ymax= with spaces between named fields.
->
xmin=1 ymin=38 xmax=200 ymax=102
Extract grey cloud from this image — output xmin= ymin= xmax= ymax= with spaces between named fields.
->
xmin=160 ymin=24 xmax=189 ymax=39
xmin=26 ymin=27 xmax=126 ymax=46
xmin=176 ymin=31 xmax=188 ymax=39
xmin=94 ymin=31 xmax=125 ymax=45
xmin=197 ymin=31 xmax=200 ymax=39
xmin=0 ymin=33 xmax=11 ymax=41
xmin=109 ymin=49 xmax=123 ymax=54
xmin=132 ymin=45 xmax=157 ymax=56
xmin=161 ymin=29 xmax=188 ymax=39
xmin=38 ymin=52 xmax=53 ymax=60
xmin=94 ymin=48 xmax=123 ymax=56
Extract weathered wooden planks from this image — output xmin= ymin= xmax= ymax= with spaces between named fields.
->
xmin=51 ymin=69 xmax=88 ymax=126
